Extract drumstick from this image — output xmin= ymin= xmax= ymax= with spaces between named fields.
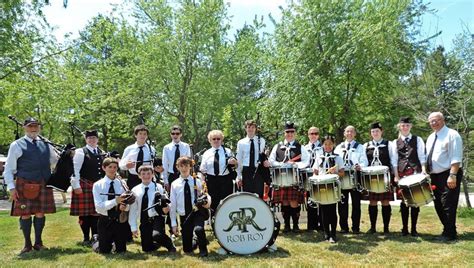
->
xmin=289 ymin=154 xmax=301 ymax=162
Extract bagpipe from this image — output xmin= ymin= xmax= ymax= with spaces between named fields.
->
xmin=100 ymin=176 xmax=136 ymax=222
xmin=254 ymin=112 xmax=271 ymax=185
xmin=142 ymin=187 xmax=171 ymax=215
xmin=182 ymin=160 xmax=211 ymax=225
xmin=7 ymin=115 xmax=76 ymax=192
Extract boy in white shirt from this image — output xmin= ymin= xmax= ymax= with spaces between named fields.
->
xmin=129 ymin=165 xmax=176 ymax=252
xmin=170 ymin=157 xmax=211 ymax=257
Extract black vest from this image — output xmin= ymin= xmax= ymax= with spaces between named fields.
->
xmin=80 ymin=147 xmax=105 ymax=182
xmin=275 ymin=141 xmax=302 ymax=162
xmin=396 ymin=136 xmax=421 ymax=173
xmin=318 ymin=152 xmax=337 ymax=170
xmin=366 ymin=140 xmax=391 ymax=168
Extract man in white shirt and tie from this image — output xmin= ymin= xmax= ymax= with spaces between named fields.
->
xmin=236 ymin=120 xmax=270 ymax=199
xmin=426 ymin=112 xmax=463 ymax=241
xmin=162 ymin=125 xmax=191 ymax=192
xmin=334 ymin=125 xmax=368 ymax=234
xmin=304 ymin=126 xmax=322 ymax=232
xmin=120 ymin=125 xmax=156 ymax=189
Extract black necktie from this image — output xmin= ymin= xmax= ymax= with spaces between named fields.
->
xmin=347 ymin=142 xmax=351 ymax=151
xmin=312 ymin=143 xmax=315 ymax=150
xmin=107 ymin=181 xmax=118 ymax=218
xmin=426 ymin=134 xmax=438 ymax=173
xmin=405 ymin=137 xmax=410 ymax=144
xmin=32 ymin=139 xmax=37 ymax=147
xmin=93 ymin=148 xmax=98 ymax=155
xmin=173 ymin=144 xmax=180 ymax=174
xmin=136 ymin=145 xmax=144 ymax=173
xmin=141 ymin=187 xmax=149 ymax=221
xmin=249 ymin=138 xmax=255 ymax=168
xmin=184 ymin=179 xmax=192 ymax=216
xmin=214 ymin=149 xmax=220 ymax=175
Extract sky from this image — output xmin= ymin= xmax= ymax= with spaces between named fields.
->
xmin=43 ymin=0 xmax=473 ymax=51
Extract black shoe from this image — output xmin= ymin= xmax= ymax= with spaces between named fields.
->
xmin=383 ymin=228 xmax=390 ymax=235
xmin=283 ymin=225 xmax=291 ymax=233
xmin=367 ymin=228 xmax=376 ymax=234
xmin=411 ymin=230 xmax=419 ymax=237
xmin=168 ymin=246 xmax=177 ymax=253
xmin=20 ymin=246 xmax=33 ymax=255
xmin=292 ymin=225 xmax=300 ymax=233
xmin=339 ymin=229 xmax=349 ymax=234
xmin=352 ymin=229 xmax=361 ymax=234
xmin=401 ymin=228 xmax=409 ymax=236
xmin=33 ymin=243 xmax=46 ymax=251
xmin=199 ymin=248 xmax=208 ymax=257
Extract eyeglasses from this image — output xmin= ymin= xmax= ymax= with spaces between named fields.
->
xmin=428 ymin=118 xmax=442 ymax=124
xmin=285 ymin=130 xmax=295 ymax=133
xmin=212 ymin=138 xmax=222 ymax=141
xmin=309 ymin=132 xmax=319 ymax=135
xmin=171 ymin=132 xmax=181 ymax=136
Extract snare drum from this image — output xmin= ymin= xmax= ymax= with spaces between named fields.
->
xmin=298 ymin=168 xmax=313 ymax=191
xmin=213 ymin=192 xmax=279 ymax=255
xmin=270 ymin=165 xmax=299 ymax=188
xmin=340 ymin=169 xmax=356 ymax=190
xmin=309 ymin=174 xmax=341 ymax=205
xmin=360 ymin=166 xmax=391 ymax=193
xmin=398 ymin=174 xmax=434 ymax=207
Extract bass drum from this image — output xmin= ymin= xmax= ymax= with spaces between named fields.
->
xmin=212 ymin=192 xmax=279 ymax=255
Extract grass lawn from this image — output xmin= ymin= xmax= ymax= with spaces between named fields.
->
xmin=1 ymin=205 xmax=473 ymax=267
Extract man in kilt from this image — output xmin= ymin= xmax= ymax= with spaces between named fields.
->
xmin=3 ymin=117 xmax=59 ymax=254
xmin=363 ymin=122 xmax=397 ymax=234
xmin=392 ymin=117 xmax=426 ymax=236
xmin=71 ymin=130 xmax=105 ymax=245
xmin=269 ymin=122 xmax=310 ymax=233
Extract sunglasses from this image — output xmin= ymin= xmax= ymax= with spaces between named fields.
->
xmin=171 ymin=132 xmax=181 ymax=136
xmin=309 ymin=132 xmax=319 ymax=135
xmin=285 ymin=130 xmax=295 ymax=133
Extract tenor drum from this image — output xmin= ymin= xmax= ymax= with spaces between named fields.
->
xmin=212 ymin=192 xmax=279 ymax=255
xmin=398 ymin=174 xmax=434 ymax=207
xmin=360 ymin=166 xmax=391 ymax=193
xmin=340 ymin=169 xmax=356 ymax=190
xmin=309 ymin=174 xmax=341 ymax=205
xmin=270 ymin=165 xmax=299 ymax=188
xmin=298 ymin=168 xmax=313 ymax=191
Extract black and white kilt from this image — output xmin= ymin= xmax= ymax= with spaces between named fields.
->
xmin=271 ymin=186 xmax=305 ymax=204
xmin=70 ymin=179 xmax=98 ymax=216
xmin=11 ymin=177 xmax=56 ymax=216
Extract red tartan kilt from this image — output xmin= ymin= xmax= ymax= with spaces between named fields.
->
xmin=11 ymin=177 xmax=56 ymax=216
xmin=70 ymin=179 xmax=98 ymax=216
xmin=271 ymin=186 xmax=304 ymax=204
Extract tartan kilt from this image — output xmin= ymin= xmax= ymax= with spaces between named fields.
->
xmin=364 ymin=191 xmax=395 ymax=201
xmin=271 ymin=186 xmax=305 ymax=204
xmin=70 ymin=179 xmax=98 ymax=216
xmin=11 ymin=177 xmax=56 ymax=216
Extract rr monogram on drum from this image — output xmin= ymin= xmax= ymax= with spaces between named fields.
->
xmin=360 ymin=166 xmax=391 ymax=193
xmin=309 ymin=174 xmax=341 ymax=205
xmin=213 ymin=192 xmax=279 ymax=255
xmin=270 ymin=165 xmax=299 ymax=188
xmin=398 ymin=174 xmax=434 ymax=207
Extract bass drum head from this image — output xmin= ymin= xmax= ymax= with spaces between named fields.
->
xmin=213 ymin=192 xmax=274 ymax=255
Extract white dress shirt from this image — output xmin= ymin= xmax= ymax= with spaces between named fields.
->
xmin=334 ymin=140 xmax=368 ymax=169
xmin=128 ymin=182 xmax=166 ymax=232
xmin=119 ymin=142 xmax=156 ymax=175
xmin=269 ymin=140 xmax=310 ymax=169
xmin=312 ymin=150 xmax=344 ymax=175
xmin=426 ymin=125 xmax=463 ymax=174
xmin=162 ymin=141 xmax=191 ymax=183
xmin=363 ymin=139 xmax=398 ymax=168
xmin=169 ymin=175 xmax=211 ymax=227
xmin=200 ymin=146 xmax=234 ymax=176
xmin=92 ymin=176 xmax=127 ymax=216
xmin=305 ymin=141 xmax=322 ymax=167
xmin=391 ymin=134 xmax=427 ymax=168
xmin=236 ymin=136 xmax=266 ymax=178
xmin=71 ymin=145 xmax=100 ymax=189
xmin=3 ymin=135 xmax=58 ymax=191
